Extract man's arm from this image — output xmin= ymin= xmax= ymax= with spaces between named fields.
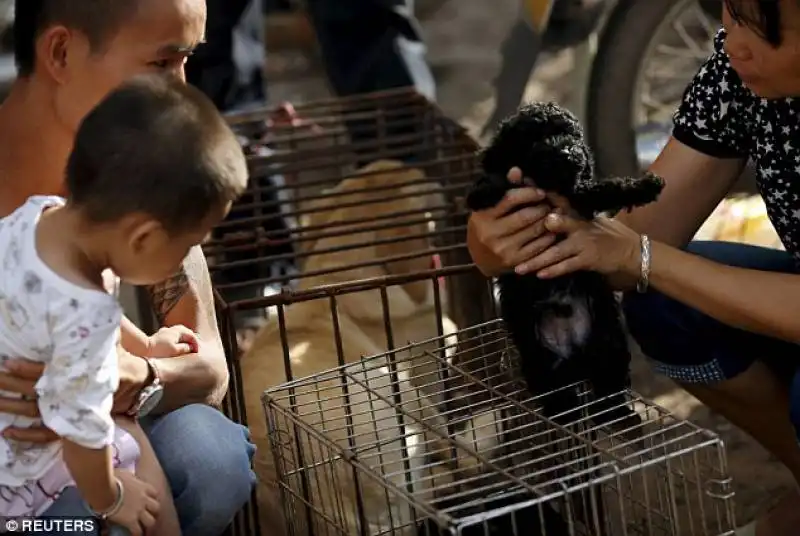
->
xmin=141 ymin=246 xmax=228 ymax=412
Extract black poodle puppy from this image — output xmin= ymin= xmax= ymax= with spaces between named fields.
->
xmin=466 ymin=102 xmax=664 ymax=429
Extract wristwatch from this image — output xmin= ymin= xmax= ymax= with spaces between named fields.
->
xmin=128 ymin=358 xmax=164 ymax=418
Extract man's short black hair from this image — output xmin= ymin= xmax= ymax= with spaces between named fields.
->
xmin=14 ymin=0 xmax=140 ymax=77
xmin=66 ymin=74 xmax=248 ymax=235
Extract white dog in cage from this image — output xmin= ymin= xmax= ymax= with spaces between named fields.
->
xmin=239 ymin=159 xmax=487 ymax=534
xmin=255 ymin=344 xmax=456 ymax=536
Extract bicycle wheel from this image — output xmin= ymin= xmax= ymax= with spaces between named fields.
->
xmin=586 ymin=0 xmax=719 ymax=177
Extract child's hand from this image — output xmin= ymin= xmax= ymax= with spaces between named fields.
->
xmin=146 ymin=325 xmax=199 ymax=358
xmin=108 ymin=471 xmax=160 ymax=536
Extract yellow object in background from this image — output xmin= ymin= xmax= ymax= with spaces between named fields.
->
xmin=694 ymin=195 xmax=784 ymax=250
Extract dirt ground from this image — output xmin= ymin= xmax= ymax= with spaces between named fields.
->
xmin=264 ymin=0 xmax=793 ymax=529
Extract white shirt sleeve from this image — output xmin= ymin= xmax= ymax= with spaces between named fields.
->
xmin=35 ymin=298 xmax=122 ymax=449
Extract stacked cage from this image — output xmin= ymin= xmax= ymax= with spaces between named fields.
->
xmin=210 ymin=88 xmax=737 ymax=536
xmin=264 ymin=320 xmax=737 ymax=536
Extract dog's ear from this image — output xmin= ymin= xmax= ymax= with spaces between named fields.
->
xmin=466 ymin=173 xmax=511 ymax=211
xmin=572 ymin=171 xmax=665 ymax=216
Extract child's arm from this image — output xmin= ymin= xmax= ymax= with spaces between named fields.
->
xmin=120 ymin=315 xmax=199 ymax=358
xmin=36 ymin=298 xmax=124 ymax=511
xmin=119 ymin=315 xmax=151 ymax=358
xmin=103 ymin=270 xmax=152 ymax=358
xmin=61 ymin=441 xmax=117 ymax=512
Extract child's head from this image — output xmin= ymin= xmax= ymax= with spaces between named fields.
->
xmin=66 ymin=73 xmax=248 ymax=285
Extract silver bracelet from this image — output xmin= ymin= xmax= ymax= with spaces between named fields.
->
xmin=636 ymin=234 xmax=651 ymax=294
xmin=91 ymin=477 xmax=124 ymax=520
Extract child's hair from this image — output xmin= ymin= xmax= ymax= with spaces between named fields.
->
xmin=66 ymin=73 xmax=249 ymax=235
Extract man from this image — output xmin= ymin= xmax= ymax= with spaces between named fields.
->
xmin=0 ymin=1 xmax=255 ymax=535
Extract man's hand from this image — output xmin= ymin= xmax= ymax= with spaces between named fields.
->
xmin=113 ymin=351 xmax=150 ymax=415
xmin=0 ymin=359 xmax=58 ymax=443
xmin=112 ymin=325 xmax=200 ymax=414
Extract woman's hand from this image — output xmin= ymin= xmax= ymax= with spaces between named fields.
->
xmin=515 ymin=212 xmax=642 ymax=283
xmin=467 ymin=167 xmax=558 ymax=276
xmin=0 ymin=360 xmax=59 ymax=443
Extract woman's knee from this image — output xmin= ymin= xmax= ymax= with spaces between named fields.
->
xmin=623 ymin=288 xmax=757 ymax=384
xmin=622 ymin=289 xmax=690 ymax=362
xmin=621 ymin=241 xmax=792 ymax=385
xmin=144 ymin=404 xmax=256 ymax=536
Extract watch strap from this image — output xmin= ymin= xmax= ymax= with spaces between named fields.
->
xmin=145 ymin=357 xmax=161 ymax=386
xmin=127 ymin=358 xmax=161 ymax=417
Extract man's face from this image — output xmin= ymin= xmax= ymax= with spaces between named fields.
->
xmin=51 ymin=0 xmax=207 ymax=132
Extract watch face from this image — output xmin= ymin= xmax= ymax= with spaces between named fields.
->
xmin=137 ymin=385 xmax=164 ymax=418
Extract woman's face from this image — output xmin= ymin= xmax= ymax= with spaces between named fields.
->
xmin=48 ymin=0 xmax=207 ymax=133
xmin=722 ymin=0 xmax=800 ymax=98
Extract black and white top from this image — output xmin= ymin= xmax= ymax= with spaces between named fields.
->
xmin=673 ymin=29 xmax=800 ymax=257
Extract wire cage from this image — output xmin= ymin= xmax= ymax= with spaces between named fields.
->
xmin=209 ymin=88 xmax=737 ymax=536
xmin=211 ymin=88 xmax=496 ymax=536
xmin=208 ymin=88 xmax=494 ymax=351
xmin=263 ymin=319 xmax=738 ymax=536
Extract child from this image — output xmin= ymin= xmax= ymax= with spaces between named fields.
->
xmin=0 ymin=73 xmax=248 ymax=534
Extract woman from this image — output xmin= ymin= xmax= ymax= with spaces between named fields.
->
xmin=467 ymin=1 xmax=800 ymax=534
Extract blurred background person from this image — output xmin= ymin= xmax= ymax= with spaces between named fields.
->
xmin=186 ymin=0 xmax=267 ymax=112
xmin=304 ymin=0 xmax=436 ymax=101
xmin=187 ymin=0 xmax=283 ymax=343
xmin=305 ymin=0 xmax=437 ymax=168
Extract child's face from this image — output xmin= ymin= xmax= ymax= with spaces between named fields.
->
xmin=111 ymin=202 xmax=231 ymax=286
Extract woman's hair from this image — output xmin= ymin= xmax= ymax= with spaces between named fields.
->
xmin=66 ymin=74 xmax=249 ymax=235
xmin=724 ymin=0 xmax=783 ymax=46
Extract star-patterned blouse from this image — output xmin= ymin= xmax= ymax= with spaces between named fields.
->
xmin=672 ymin=29 xmax=800 ymax=257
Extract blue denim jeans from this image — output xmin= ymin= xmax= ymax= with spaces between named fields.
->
xmin=34 ymin=404 xmax=256 ymax=536
xmin=622 ymin=240 xmax=800 ymax=437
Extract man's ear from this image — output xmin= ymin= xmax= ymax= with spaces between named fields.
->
xmin=35 ymin=25 xmax=80 ymax=84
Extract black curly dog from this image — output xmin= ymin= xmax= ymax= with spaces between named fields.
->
xmin=466 ymin=102 xmax=664 ymax=430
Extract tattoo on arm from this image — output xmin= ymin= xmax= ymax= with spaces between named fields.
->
xmin=146 ymin=271 xmax=189 ymax=326
xmin=145 ymin=246 xmax=210 ymax=326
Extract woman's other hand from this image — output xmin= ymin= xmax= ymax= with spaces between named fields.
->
xmin=515 ymin=212 xmax=642 ymax=286
xmin=0 ymin=359 xmax=59 ymax=444
xmin=466 ymin=167 xmax=558 ymax=276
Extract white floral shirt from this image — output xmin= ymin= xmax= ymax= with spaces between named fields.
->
xmin=0 ymin=196 xmax=121 ymax=486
